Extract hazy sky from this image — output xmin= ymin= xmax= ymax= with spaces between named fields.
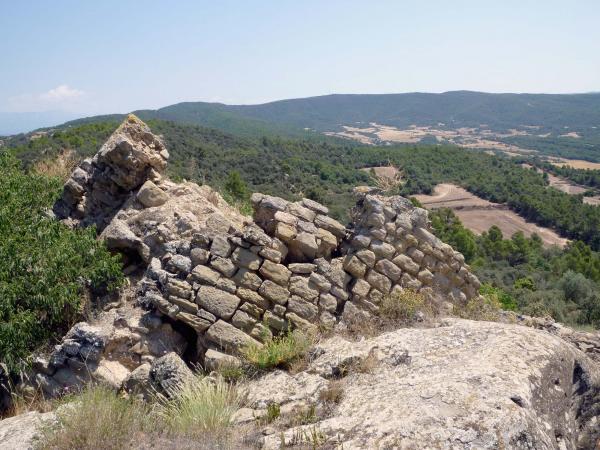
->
xmin=1 ymin=0 xmax=599 ymax=115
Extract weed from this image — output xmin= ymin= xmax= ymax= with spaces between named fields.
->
xmin=37 ymin=384 xmax=150 ymax=450
xmin=242 ymin=329 xmax=314 ymax=370
xmin=318 ymin=380 xmax=344 ymax=405
xmin=379 ymin=289 xmax=430 ymax=323
xmin=158 ymin=374 xmax=243 ymax=438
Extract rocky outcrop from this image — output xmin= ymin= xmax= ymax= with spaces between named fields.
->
xmin=0 ymin=411 xmax=55 ymax=450
xmin=243 ymin=318 xmax=600 ymax=449
xmin=53 ymin=114 xmax=169 ymax=231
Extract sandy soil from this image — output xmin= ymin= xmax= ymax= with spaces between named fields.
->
xmin=546 ymin=174 xmax=588 ymax=195
xmin=360 ymin=166 xmax=399 ymax=179
xmin=583 ymin=196 xmax=600 ymax=206
xmin=415 ymin=184 xmax=568 ymax=247
xmin=550 ymin=158 xmax=600 ymax=170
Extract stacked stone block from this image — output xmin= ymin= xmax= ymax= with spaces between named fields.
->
xmin=139 ymin=190 xmax=481 ymax=362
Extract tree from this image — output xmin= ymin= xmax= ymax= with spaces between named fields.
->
xmin=224 ymin=170 xmax=248 ymax=201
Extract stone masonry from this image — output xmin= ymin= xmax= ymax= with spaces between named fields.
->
xmin=33 ymin=115 xmax=483 ymax=395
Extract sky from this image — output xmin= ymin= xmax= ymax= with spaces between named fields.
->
xmin=1 ymin=0 xmax=599 ymax=118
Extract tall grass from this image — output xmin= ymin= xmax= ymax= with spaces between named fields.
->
xmin=159 ymin=375 xmax=243 ymax=438
xmin=37 ymin=385 xmax=149 ymax=449
xmin=37 ymin=375 xmax=244 ymax=449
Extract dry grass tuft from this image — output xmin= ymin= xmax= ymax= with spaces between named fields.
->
xmin=37 ymin=384 xmax=150 ymax=450
xmin=455 ymin=294 xmax=502 ymax=322
xmin=318 ymin=380 xmax=344 ymax=405
xmin=32 ymin=150 xmax=79 ymax=181
xmin=379 ymin=289 xmax=431 ymax=323
xmin=158 ymin=375 xmax=243 ymax=438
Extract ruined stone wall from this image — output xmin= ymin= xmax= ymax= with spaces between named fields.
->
xmin=32 ymin=115 xmax=483 ymax=397
xmin=138 ymin=189 xmax=482 ymax=361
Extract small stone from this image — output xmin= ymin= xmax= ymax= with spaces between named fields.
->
xmin=292 ymin=232 xmax=318 ymax=259
xmin=331 ymin=285 xmax=349 ymax=300
xmin=352 ymin=278 xmax=372 ymax=297
xmin=204 ymin=349 xmax=241 ymax=372
xmin=287 ymin=295 xmax=319 ymax=321
xmin=206 ymin=320 xmax=262 ymax=353
xmin=250 ymin=323 xmax=273 ymax=342
xmin=351 ymin=234 xmax=371 ymax=249
xmin=232 ymin=310 xmax=257 ymax=332
xmin=289 ymin=263 xmax=317 ymax=274
xmin=167 ymin=255 xmax=192 ymax=274
xmin=319 ymin=293 xmax=338 ymax=312
xmin=275 ymin=222 xmax=296 ymax=242
xmin=314 ymin=215 xmax=346 ymax=238
xmin=259 ymin=247 xmax=282 ymax=263
xmin=393 ymin=254 xmax=420 ymax=275
xmin=260 ymin=260 xmax=292 ymax=286
xmin=237 ymin=288 xmax=271 ymax=309
xmin=232 ymin=247 xmax=263 ymax=270
xmin=233 ymin=268 xmax=262 ymax=290
xmin=366 ymin=270 xmax=392 ymax=294
xmin=301 ymin=198 xmax=329 ymax=215
xmin=274 ymin=210 xmax=298 ymax=226
xmin=190 ymin=248 xmax=210 ymax=266
xmin=210 ymin=256 xmax=237 ymax=277
xmin=215 ymin=277 xmax=237 ymax=293
xmin=287 ymin=202 xmax=317 ymax=222
xmin=418 ymin=269 xmax=434 ymax=285
xmin=239 ymin=302 xmax=264 ymax=319
xmin=356 ymin=249 xmax=376 ymax=268
xmin=190 ymin=265 xmax=220 ymax=285
xmin=169 ymin=296 xmax=198 ymax=313
xmin=137 ymin=180 xmax=169 ymax=207
xmin=309 ymin=272 xmax=332 ymax=292
xmin=289 ymin=276 xmax=319 ymax=300
xmin=343 ymin=255 xmax=367 ymax=278
xmin=210 ymin=235 xmax=233 ymax=258
xmin=407 ymin=247 xmax=425 ymax=264
xmin=263 ymin=311 xmax=288 ymax=331
xmin=375 ymin=259 xmax=402 ymax=282
xmin=258 ymin=280 xmax=290 ymax=305
xmin=370 ymin=240 xmax=395 ymax=259
xmin=196 ymin=286 xmax=241 ymax=320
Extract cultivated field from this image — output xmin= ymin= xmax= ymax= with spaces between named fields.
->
xmin=550 ymin=158 xmax=600 ymax=170
xmin=414 ymin=184 xmax=568 ymax=247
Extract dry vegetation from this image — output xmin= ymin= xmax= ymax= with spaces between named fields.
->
xmin=415 ymin=183 xmax=568 ymax=247
xmin=37 ymin=375 xmax=244 ymax=450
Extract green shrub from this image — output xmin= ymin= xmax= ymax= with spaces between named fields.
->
xmin=480 ymin=283 xmax=518 ymax=311
xmin=0 ymin=153 xmax=123 ymax=373
xmin=242 ymin=329 xmax=313 ymax=370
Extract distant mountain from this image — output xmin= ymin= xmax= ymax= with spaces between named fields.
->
xmin=9 ymin=91 xmax=600 ymax=159
xmin=0 ymin=111 xmax=80 ymax=135
xmin=60 ymin=91 xmax=600 ymax=137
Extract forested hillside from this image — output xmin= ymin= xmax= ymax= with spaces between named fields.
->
xmin=7 ymin=119 xmax=600 ymax=249
xmin=5 ymin=118 xmax=600 ymax=330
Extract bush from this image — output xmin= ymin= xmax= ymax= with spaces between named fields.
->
xmin=242 ymin=329 xmax=314 ymax=370
xmin=379 ymin=289 xmax=429 ymax=323
xmin=0 ymin=154 xmax=123 ymax=373
xmin=38 ymin=385 xmax=149 ymax=450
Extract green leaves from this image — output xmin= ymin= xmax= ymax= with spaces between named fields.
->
xmin=0 ymin=153 xmax=123 ymax=373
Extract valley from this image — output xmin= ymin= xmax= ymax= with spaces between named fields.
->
xmin=413 ymin=183 xmax=568 ymax=247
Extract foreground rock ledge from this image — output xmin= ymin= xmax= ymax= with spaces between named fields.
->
xmin=246 ymin=319 xmax=600 ymax=450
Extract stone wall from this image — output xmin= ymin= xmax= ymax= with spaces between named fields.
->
xmin=138 ymin=189 xmax=482 ymax=362
xmin=32 ymin=115 xmax=483 ymax=397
